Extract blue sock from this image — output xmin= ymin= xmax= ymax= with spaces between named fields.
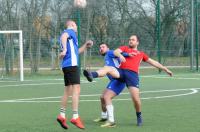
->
xmin=91 ymin=72 xmax=98 ymax=78
xmin=136 ymin=112 xmax=142 ymax=118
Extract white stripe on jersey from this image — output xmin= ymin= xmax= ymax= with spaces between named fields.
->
xmin=69 ymin=39 xmax=77 ymax=66
xmin=112 ymin=58 xmax=120 ymax=68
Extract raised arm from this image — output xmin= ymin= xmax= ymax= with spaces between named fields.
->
xmin=114 ymin=49 xmax=126 ymax=62
xmin=107 ymin=50 xmax=129 ymax=58
xmin=146 ymin=58 xmax=173 ymax=76
xmin=79 ymin=40 xmax=93 ymax=54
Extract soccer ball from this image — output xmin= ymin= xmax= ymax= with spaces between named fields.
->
xmin=74 ymin=0 xmax=87 ymax=8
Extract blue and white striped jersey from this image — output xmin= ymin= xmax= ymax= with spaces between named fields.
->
xmin=60 ymin=29 xmax=79 ymax=68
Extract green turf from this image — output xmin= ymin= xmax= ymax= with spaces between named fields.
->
xmin=0 ymin=72 xmax=200 ymax=132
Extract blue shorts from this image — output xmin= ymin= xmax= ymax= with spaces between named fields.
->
xmin=116 ymin=68 xmax=139 ymax=88
xmin=106 ymin=78 xmax=126 ymax=95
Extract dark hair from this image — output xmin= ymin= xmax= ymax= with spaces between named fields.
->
xmin=130 ymin=34 xmax=140 ymax=42
xmin=135 ymin=35 xmax=140 ymax=42
xmin=99 ymin=43 xmax=109 ymax=48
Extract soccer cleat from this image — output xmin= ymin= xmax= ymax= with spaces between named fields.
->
xmin=137 ymin=116 xmax=143 ymax=126
xmin=56 ymin=115 xmax=69 ymax=129
xmin=83 ymin=70 xmax=93 ymax=82
xmin=70 ymin=117 xmax=85 ymax=129
xmin=101 ymin=121 xmax=116 ymax=128
xmin=93 ymin=118 xmax=107 ymax=122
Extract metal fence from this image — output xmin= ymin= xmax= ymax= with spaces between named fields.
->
xmin=0 ymin=0 xmax=199 ymax=78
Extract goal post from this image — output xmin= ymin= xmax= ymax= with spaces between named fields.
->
xmin=0 ymin=30 xmax=24 ymax=81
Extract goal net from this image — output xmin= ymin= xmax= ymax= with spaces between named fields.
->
xmin=0 ymin=30 xmax=24 ymax=81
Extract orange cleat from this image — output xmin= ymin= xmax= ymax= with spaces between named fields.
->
xmin=57 ymin=115 xmax=69 ymax=129
xmin=70 ymin=117 xmax=85 ymax=129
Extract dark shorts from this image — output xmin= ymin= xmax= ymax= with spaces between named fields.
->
xmin=62 ymin=66 xmax=80 ymax=86
xmin=106 ymin=79 xmax=126 ymax=95
xmin=116 ymin=68 xmax=139 ymax=88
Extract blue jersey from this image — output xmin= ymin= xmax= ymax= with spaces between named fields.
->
xmin=104 ymin=50 xmax=121 ymax=68
xmin=105 ymin=50 xmax=128 ymax=80
xmin=104 ymin=50 xmax=128 ymax=95
xmin=60 ymin=29 xmax=79 ymax=68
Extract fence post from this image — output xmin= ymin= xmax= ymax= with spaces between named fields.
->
xmin=190 ymin=0 xmax=195 ymax=71
xmin=156 ymin=0 xmax=161 ymax=73
xmin=195 ymin=0 xmax=199 ymax=71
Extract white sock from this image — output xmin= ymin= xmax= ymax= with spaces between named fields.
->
xmin=60 ymin=108 xmax=66 ymax=118
xmin=106 ymin=104 xmax=114 ymax=122
xmin=72 ymin=111 xmax=79 ymax=119
xmin=101 ymin=111 xmax=107 ymax=119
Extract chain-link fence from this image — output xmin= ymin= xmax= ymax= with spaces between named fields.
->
xmin=0 ymin=0 xmax=199 ymax=80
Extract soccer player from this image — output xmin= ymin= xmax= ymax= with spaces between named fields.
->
xmin=83 ymin=35 xmax=173 ymax=126
xmin=93 ymin=43 xmax=130 ymax=127
xmin=57 ymin=20 xmax=93 ymax=129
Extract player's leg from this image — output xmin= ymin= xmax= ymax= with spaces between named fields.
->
xmin=57 ymin=86 xmax=72 ymax=129
xmin=94 ymin=89 xmax=108 ymax=122
xmin=83 ymin=66 xmax=120 ymax=82
xmin=71 ymin=84 xmax=81 ymax=119
xmin=60 ymin=85 xmax=72 ymax=116
xmin=128 ymin=87 xmax=142 ymax=126
xmin=68 ymin=67 xmax=85 ymax=129
xmin=57 ymin=67 xmax=73 ymax=129
xmin=101 ymin=80 xmax=126 ymax=128
xmin=125 ymin=70 xmax=142 ymax=126
xmin=70 ymin=84 xmax=84 ymax=129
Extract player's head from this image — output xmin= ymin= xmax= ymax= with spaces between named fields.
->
xmin=99 ymin=43 xmax=109 ymax=56
xmin=66 ymin=20 xmax=77 ymax=32
xmin=128 ymin=35 xmax=139 ymax=48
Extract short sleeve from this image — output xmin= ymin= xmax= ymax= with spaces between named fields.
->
xmin=107 ymin=50 xmax=116 ymax=58
xmin=142 ymin=52 xmax=149 ymax=62
xmin=119 ymin=46 xmax=127 ymax=52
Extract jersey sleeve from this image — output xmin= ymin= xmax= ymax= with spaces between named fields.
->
xmin=65 ymin=30 xmax=71 ymax=38
xmin=119 ymin=46 xmax=127 ymax=52
xmin=107 ymin=50 xmax=116 ymax=58
xmin=142 ymin=52 xmax=149 ymax=62
xmin=121 ymin=52 xmax=129 ymax=57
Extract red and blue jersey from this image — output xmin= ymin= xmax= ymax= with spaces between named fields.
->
xmin=119 ymin=46 xmax=149 ymax=73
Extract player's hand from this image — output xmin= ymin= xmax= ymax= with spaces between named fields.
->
xmin=166 ymin=69 xmax=173 ymax=77
xmin=119 ymin=55 xmax=126 ymax=62
xmin=128 ymin=52 xmax=137 ymax=57
xmin=59 ymin=51 xmax=66 ymax=59
xmin=85 ymin=40 xmax=93 ymax=48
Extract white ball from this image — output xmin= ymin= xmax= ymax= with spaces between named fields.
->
xmin=74 ymin=0 xmax=87 ymax=8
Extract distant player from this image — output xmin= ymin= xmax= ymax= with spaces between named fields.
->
xmin=83 ymin=35 xmax=173 ymax=126
xmin=93 ymin=43 xmax=131 ymax=127
xmin=57 ymin=20 xmax=93 ymax=129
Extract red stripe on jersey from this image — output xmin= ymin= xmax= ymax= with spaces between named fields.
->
xmin=119 ymin=46 xmax=149 ymax=73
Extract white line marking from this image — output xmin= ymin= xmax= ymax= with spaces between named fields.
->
xmin=141 ymin=89 xmax=198 ymax=99
xmin=1 ymin=75 xmax=199 ymax=88
xmin=0 ymin=88 xmax=198 ymax=103
xmin=0 ymin=80 xmax=96 ymax=88
xmin=142 ymin=76 xmax=200 ymax=80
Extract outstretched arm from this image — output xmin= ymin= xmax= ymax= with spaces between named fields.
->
xmin=146 ymin=58 xmax=173 ymax=76
xmin=79 ymin=40 xmax=93 ymax=54
xmin=114 ymin=49 xmax=126 ymax=62
xmin=107 ymin=50 xmax=129 ymax=58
